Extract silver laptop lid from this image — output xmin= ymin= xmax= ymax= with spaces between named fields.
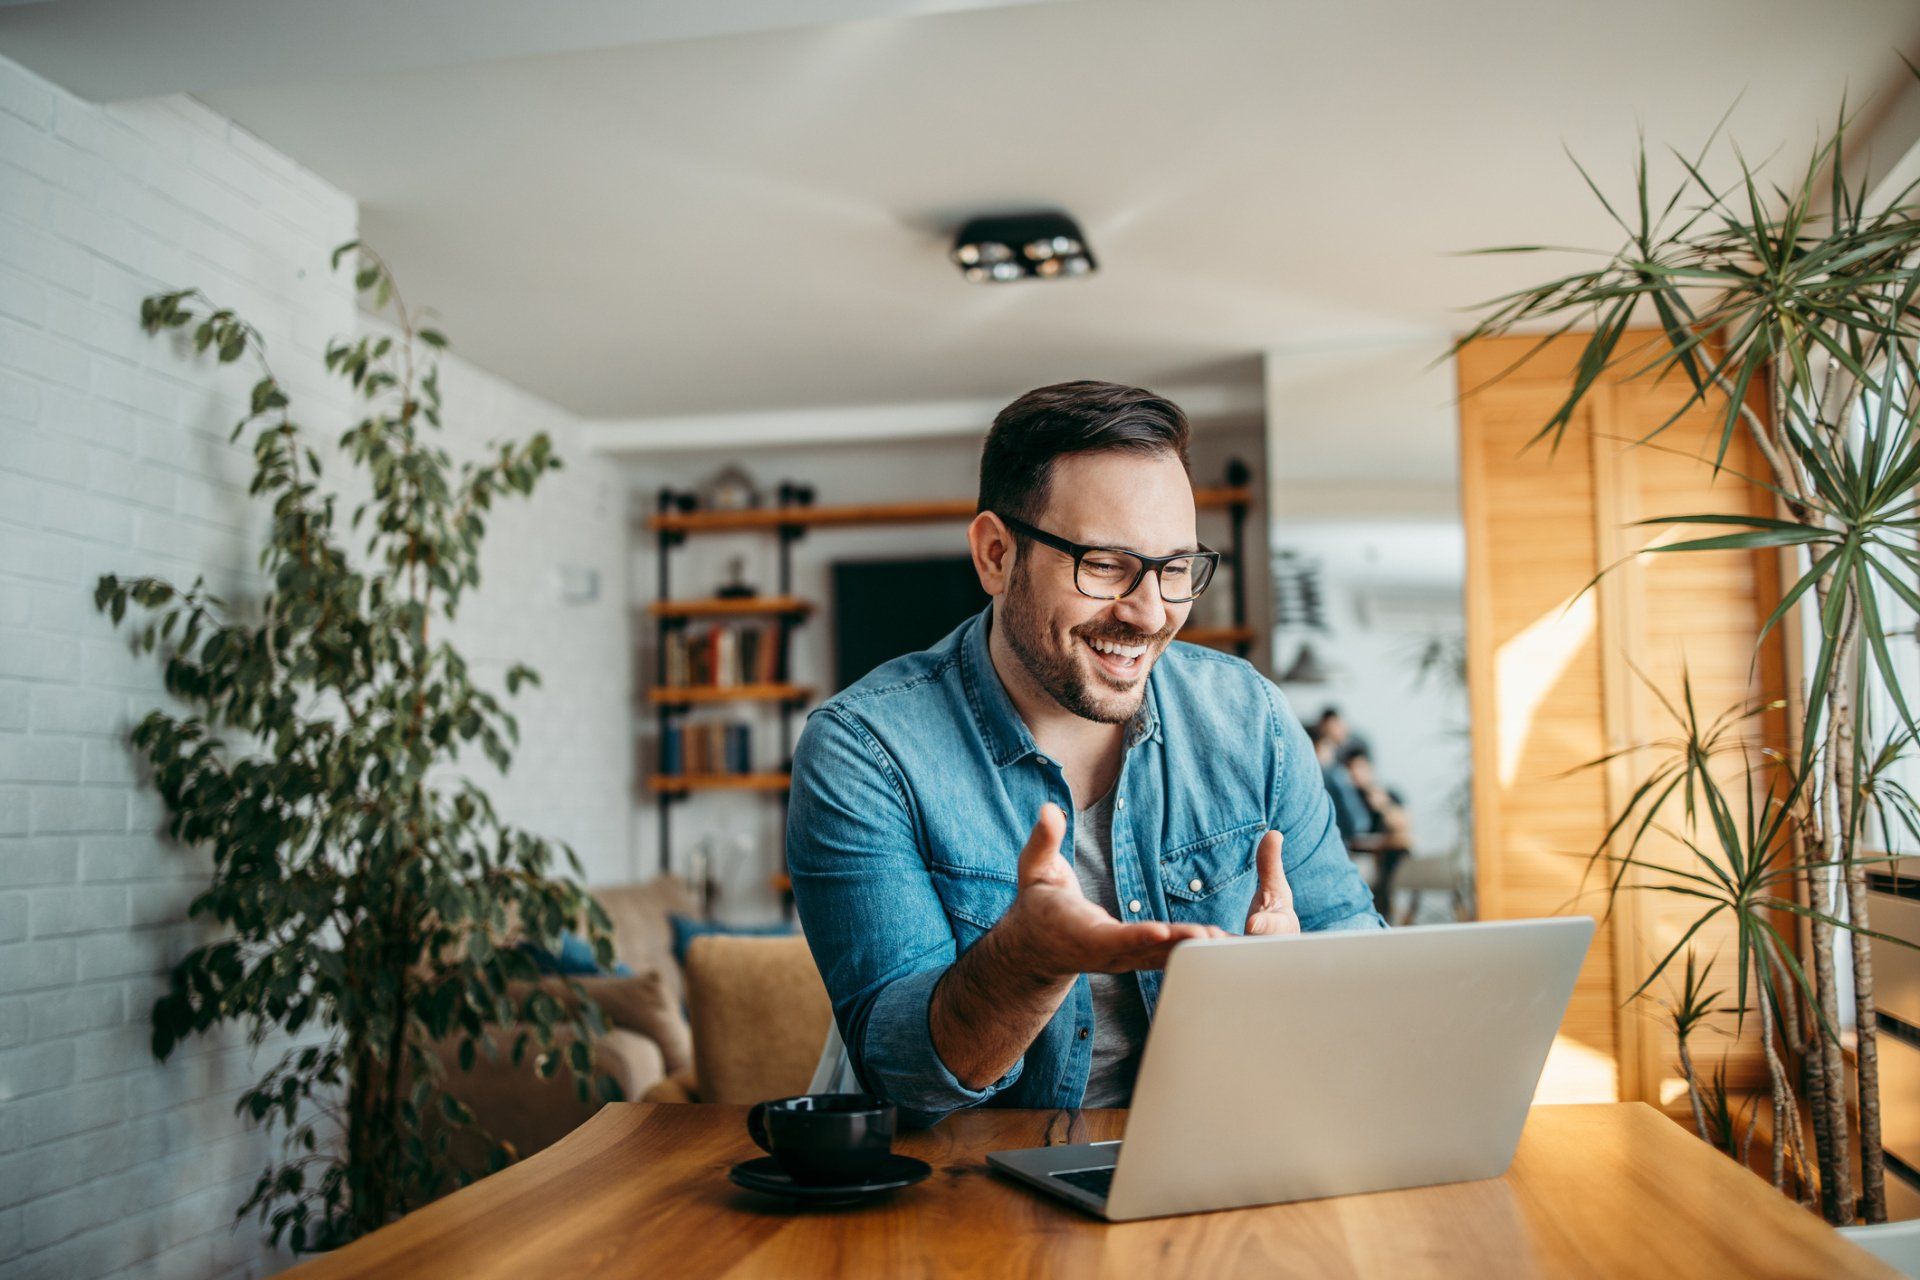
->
xmin=1103 ymin=917 xmax=1593 ymax=1221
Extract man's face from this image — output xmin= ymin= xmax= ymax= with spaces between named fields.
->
xmin=996 ymin=451 xmax=1198 ymax=724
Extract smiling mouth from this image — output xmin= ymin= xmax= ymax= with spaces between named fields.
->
xmin=1082 ymin=635 xmax=1150 ymax=681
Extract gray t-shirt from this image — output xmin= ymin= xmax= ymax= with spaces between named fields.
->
xmin=1073 ymin=787 xmax=1152 ymax=1107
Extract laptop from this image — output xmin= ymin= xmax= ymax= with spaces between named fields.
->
xmin=986 ymin=916 xmax=1594 ymax=1221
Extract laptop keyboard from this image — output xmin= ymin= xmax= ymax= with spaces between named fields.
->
xmin=1051 ymin=1166 xmax=1116 ymax=1199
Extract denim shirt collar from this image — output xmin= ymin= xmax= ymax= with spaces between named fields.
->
xmin=959 ymin=601 xmax=1163 ymax=769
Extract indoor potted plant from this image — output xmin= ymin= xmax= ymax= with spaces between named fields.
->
xmin=96 ymin=243 xmax=616 ymax=1251
xmin=1457 ymin=85 xmax=1920 ymax=1223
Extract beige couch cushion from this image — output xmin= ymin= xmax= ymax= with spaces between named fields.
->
xmin=536 ymin=971 xmax=692 ymax=1077
xmin=594 ymin=879 xmax=698 ymax=1002
xmin=684 ymin=933 xmax=834 ymax=1105
xmin=436 ymin=1026 xmax=666 ymax=1164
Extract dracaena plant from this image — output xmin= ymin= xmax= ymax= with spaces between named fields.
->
xmin=95 ymin=242 xmax=617 ymax=1252
xmin=1457 ymin=78 xmax=1920 ymax=1224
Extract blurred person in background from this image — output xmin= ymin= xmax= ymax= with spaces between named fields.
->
xmin=1338 ymin=744 xmax=1412 ymax=918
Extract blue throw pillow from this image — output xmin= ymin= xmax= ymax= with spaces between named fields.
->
xmin=668 ymin=913 xmax=795 ymax=968
xmin=520 ymin=930 xmax=634 ymax=977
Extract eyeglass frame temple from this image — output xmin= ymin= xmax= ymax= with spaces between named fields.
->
xmin=992 ymin=511 xmax=1221 ymax=602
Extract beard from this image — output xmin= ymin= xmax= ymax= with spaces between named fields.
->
xmin=998 ymin=555 xmax=1176 ymax=725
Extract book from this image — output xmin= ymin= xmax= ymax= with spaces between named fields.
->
xmin=653 ymin=618 xmax=791 ymax=692
xmin=738 ymin=626 xmax=761 ymax=687
xmin=662 ymin=631 xmax=690 ymax=688
xmin=659 ymin=723 xmax=683 ymax=776
xmin=758 ymin=621 xmax=781 ymax=683
xmin=725 ymin=721 xmax=753 ymax=773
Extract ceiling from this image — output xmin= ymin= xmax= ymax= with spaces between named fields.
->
xmin=6 ymin=0 xmax=1919 ymax=428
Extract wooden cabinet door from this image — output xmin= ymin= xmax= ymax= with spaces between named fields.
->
xmin=1459 ymin=332 xmax=1790 ymax=1108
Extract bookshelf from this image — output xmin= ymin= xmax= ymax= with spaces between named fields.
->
xmin=1177 ymin=624 xmax=1256 ymax=649
xmin=650 ymin=772 xmax=792 ymax=796
xmin=647 ymin=682 xmax=812 ymax=707
xmin=643 ymin=463 xmax=1257 ymax=900
xmin=646 ymin=595 xmax=812 ymax=620
xmin=643 ymin=486 xmax=1253 ymax=534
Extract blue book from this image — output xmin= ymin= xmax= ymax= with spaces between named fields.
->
xmin=725 ymin=722 xmax=752 ymax=774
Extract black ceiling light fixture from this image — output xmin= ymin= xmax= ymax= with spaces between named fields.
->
xmin=951 ymin=210 xmax=1097 ymax=283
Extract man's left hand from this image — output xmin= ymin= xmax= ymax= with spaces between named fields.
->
xmin=1244 ymin=831 xmax=1300 ymax=936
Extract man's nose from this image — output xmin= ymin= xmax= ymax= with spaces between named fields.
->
xmin=1112 ymin=569 xmax=1169 ymax=635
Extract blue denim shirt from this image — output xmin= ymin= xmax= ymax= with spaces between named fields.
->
xmin=786 ymin=603 xmax=1384 ymax=1126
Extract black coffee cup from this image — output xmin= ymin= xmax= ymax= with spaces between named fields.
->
xmin=746 ymin=1093 xmax=897 ymax=1185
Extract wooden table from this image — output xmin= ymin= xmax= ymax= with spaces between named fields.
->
xmin=287 ymin=1102 xmax=1892 ymax=1278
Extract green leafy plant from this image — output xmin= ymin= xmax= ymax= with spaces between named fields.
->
xmin=1458 ymin=79 xmax=1920 ymax=1223
xmin=96 ymin=242 xmax=616 ymax=1251
xmin=1664 ymin=949 xmax=1759 ymax=1170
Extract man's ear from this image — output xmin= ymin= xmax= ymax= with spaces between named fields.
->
xmin=967 ymin=511 xmax=1015 ymax=597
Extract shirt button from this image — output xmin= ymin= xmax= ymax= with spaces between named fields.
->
xmin=1036 ymin=755 xmax=1051 ymax=766
xmin=1077 ymin=1027 xmax=1090 ymax=1041
xmin=1127 ymin=899 xmax=1142 ymax=914
xmin=1189 ymin=877 xmax=1204 ymax=892
xmin=1116 ymin=796 xmax=1126 ymax=811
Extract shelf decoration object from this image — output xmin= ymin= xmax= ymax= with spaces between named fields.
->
xmin=701 ymin=463 xmax=762 ymax=513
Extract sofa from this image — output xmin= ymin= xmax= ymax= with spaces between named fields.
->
xmin=429 ymin=878 xmax=698 ymax=1163
xmin=430 ymin=878 xmax=835 ymax=1169
xmin=640 ymin=932 xmax=834 ymax=1104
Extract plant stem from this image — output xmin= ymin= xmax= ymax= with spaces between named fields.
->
xmin=1810 ymin=569 xmax=1858 ymax=1223
xmin=1756 ymin=952 xmax=1792 ymax=1191
xmin=1676 ymin=1030 xmax=1711 ymax=1143
xmin=1801 ymin=976 xmax=1838 ymax=1217
xmin=1831 ymin=597 xmax=1886 ymax=1222
xmin=1829 ymin=583 xmax=1888 ymax=1223
xmin=1849 ymin=859 xmax=1887 ymax=1222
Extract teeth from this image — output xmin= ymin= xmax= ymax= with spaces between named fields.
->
xmin=1087 ymin=638 xmax=1146 ymax=659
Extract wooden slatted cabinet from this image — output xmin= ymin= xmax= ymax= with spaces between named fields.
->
xmin=1458 ymin=332 xmax=1791 ymax=1108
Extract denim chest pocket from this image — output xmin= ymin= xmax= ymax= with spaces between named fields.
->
xmin=1160 ymin=820 xmax=1263 ymax=924
xmin=928 ymin=863 xmax=1019 ymax=950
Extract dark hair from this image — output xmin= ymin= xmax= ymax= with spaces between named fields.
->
xmin=1338 ymin=744 xmax=1371 ymax=765
xmin=977 ymin=380 xmax=1192 ymax=526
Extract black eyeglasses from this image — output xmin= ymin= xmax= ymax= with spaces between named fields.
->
xmin=996 ymin=513 xmax=1220 ymax=603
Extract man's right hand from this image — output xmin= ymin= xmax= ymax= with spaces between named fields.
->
xmin=929 ymin=803 xmax=1223 ymax=1091
xmin=996 ymin=803 xmax=1224 ymax=979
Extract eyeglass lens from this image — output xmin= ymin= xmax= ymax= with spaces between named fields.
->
xmin=1075 ymin=551 xmax=1214 ymax=601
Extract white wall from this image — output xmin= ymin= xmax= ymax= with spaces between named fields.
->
xmin=0 ymin=54 xmax=629 ymax=1278
xmin=624 ymin=420 xmax=1265 ymax=920
xmin=403 ymin=337 xmax=634 ymax=887
xmin=1270 ymin=521 xmax=1469 ymax=857
xmin=1263 ymin=341 xmax=1470 ymax=868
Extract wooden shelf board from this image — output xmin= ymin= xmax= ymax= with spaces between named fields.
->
xmin=646 ymin=596 xmax=812 ymax=619
xmin=644 ymin=485 xmax=1253 ymax=534
xmin=650 ymin=772 xmax=791 ymax=795
xmin=1179 ymin=625 xmax=1256 ymax=648
xmin=647 ymin=683 xmax=812 ymax=706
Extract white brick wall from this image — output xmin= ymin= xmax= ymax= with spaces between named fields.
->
xmin=0 ymin=53 xmax=631 ymax=1278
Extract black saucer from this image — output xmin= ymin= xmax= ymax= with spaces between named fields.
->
xmin=728 ymin=1153 xmax=932 ymax=1204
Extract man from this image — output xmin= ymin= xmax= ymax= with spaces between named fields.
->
xmin=787 ymin=381 xmax=1383 ymax=1128
xmin=1340 ymin=744 xmax=1414 ymax=919
xmin=1309 ymin=709 xmax=1372 ymax=844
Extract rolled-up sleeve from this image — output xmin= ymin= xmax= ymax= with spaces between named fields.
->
xmin=1260 ymin=678 xmax=1387 ymax=933
xmin=786 ymin=707 xmax=1023 ymax=1125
